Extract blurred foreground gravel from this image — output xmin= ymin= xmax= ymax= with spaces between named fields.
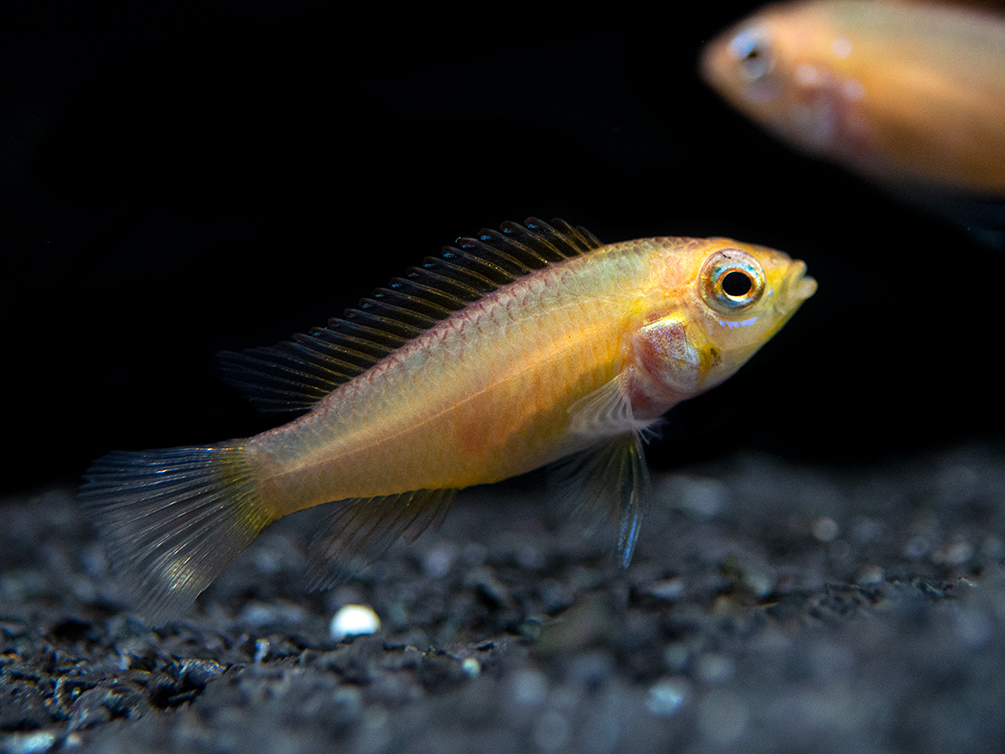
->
xmin=3 ymin=442 xmax=1005 ymax=753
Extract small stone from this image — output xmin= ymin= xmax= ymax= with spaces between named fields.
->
xmin=944 ymin=542 xmax=974 ymax=565
xmin=2 ymin=730 xmax=56 ymax=754
xmin=643 ymin=578 xmax=685 ymax=601
xmin=812 ymin=516 xmax=840 ymax=542
xmin=857 ymin=566 xmax=884 ymax=585
xmin=695 ymin=653 xmax=734 ymax=684
xmin=512 ymin=669 xmax=548 ymax=706
xmin=461 ymin=657 xmax=481 ymax=677
xmin=646 ymin=678 xmax=689 ymax=716
xmin=330 ymin=604 xmax=381 ymax=641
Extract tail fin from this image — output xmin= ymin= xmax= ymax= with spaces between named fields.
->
xmin=80 ymin=442 xmax=273 ymax=623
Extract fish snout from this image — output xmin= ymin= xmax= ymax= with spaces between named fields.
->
xmin=786 ymin=260 xmax=817 ymax=301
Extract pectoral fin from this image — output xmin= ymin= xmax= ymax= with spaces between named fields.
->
xmin=556 ymin=373 xmax=658 ymax=565
xmin=566 ymin=372 xmax=653 ymax=441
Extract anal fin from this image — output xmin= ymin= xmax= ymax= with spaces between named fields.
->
xmin=306 ymin=489 xmax=457 ymax=590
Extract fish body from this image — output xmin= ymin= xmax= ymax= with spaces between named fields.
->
xmin=700 ymin=0 xmax=1005 ymax=197
xmin=82 ymin=219 xmax=815 ymax=621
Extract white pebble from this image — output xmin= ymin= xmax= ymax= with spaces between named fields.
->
xmin=461 ymin=657 xmax=481 ymax=677
xmin=253 ymin=638 xmax=270 ymax=664
xmin=330 ymin=604 xmax=381 ymax=641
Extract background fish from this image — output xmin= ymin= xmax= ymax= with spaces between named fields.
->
xmin=80 ymin=218 xmax=816 ymax=622
xmin=700 ymin=0 xmax=1005 ymax=219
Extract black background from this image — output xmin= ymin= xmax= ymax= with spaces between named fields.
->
xmin=1 ymin=0 xmax=998 ymax=496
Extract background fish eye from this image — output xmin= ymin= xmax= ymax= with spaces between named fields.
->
xmin=730 ymin=28 xmax=775 ymax=81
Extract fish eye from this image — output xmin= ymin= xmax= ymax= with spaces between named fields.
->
xmin=721 ymin=270 xmax=753 ymax=296
xmin=700 ymin=250 xmax=765 ymax=314
xmin=728 ymin=28 xmax=775 ymax=81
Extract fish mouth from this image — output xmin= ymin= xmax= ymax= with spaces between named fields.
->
xmin=785 ymin=260 xmax=817 ymax=301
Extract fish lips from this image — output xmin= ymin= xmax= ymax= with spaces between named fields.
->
xmin=786 ymin=260 xmax=818 ymax=302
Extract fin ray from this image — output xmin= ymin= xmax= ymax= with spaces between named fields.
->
xmin=550 ymin=432 xmax=650 ymax=568
xmin=221 ymin=218 xmax=604 ymax=413
xmin=306 ymin=489 xmax=457 ymax=590
xmin=80 ymin=444 xmax=273 ymax=623
xmin=567 ymin=372 xmax=655 ymax=441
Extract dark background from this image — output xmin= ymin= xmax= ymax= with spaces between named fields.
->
xmin=1 ymin=0 xmax=998 ymax=497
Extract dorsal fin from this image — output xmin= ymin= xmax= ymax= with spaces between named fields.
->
xmin=218 ymin=218 xmax=604 ymax=413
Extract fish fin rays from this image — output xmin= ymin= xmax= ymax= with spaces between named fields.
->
xmin=217 ymin=339 xmax=361 ymax=413
xmin=558 ymin=373 xmax=658 ymax=565
xmin=566 ymin=372 xmax=655 ymax=441
xmin=549 ymin=432 xmax=650 ymax=568
xmin=219 ymin=218 xmax=604 ymax=414
xmin=79 ymin=443 xmax=274 ymax=624
xmin=306 ymin=489 xmax=457 ymax=591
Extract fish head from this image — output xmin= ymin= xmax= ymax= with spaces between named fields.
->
xmin=699 ymin=2 xmax=871 ymax=162
xmin=631 ymin=239 xmax=816 ymax=411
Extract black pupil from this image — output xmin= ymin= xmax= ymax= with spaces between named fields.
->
xmin=722 ymin=270 xmax=753 ymax=297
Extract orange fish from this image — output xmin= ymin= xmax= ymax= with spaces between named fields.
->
xmin=700 ymin=0 xmax=1005 ymax=199
xmin=81 ymin=219 xmax=816 ymax=621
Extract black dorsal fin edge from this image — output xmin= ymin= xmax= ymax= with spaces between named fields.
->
xmin=218 ymin=218 xmax=605 ymax=413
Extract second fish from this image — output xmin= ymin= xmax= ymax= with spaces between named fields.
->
xmin=701 ymin=0 xmax=1005 ymax=199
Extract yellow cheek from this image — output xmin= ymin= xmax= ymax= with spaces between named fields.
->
xmin=698 ymin=312 xmax=772 ymax=386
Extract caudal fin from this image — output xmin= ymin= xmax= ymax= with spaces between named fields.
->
xmin=80 ymin=442 xmax=273 ymax=623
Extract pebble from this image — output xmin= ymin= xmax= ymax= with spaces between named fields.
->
xmin=645 ymin=678 xmax=689 ymax=717
xmin=1 ymin=731 xmax=55 ymax=754
xmin=330 ymin=605 xmax=382 ymax=641
xmin=812 ymin=516 xmax=840 ymax=542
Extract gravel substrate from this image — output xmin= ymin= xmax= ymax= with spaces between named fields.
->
xmin=3 ymin=442 xmax=1004 ymax=753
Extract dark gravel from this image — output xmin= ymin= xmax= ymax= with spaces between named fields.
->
xmin=3 ymin=443 xmax=1004 ymax=753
